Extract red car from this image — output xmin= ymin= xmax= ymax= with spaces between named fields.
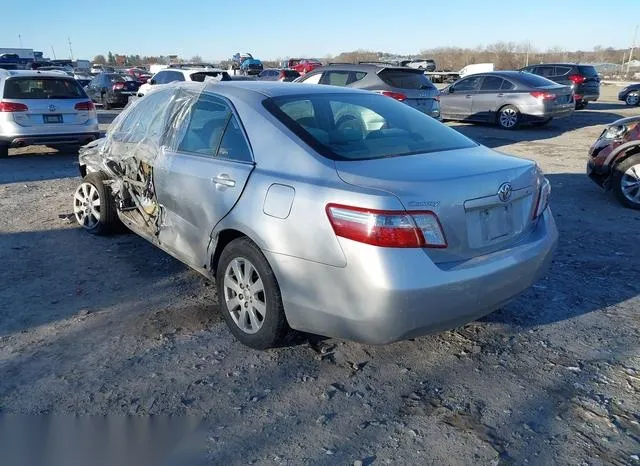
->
xmin=124 ymin=68 xmax=151 ymax=84
xmin=291 ymin=59 xmax=322 ymax=75
xmin=587 ymin=116 xmax=640 ymax=209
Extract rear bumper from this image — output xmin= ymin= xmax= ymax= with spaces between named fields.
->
xmin=0 ymin=132 xmax=100 ymax=147
xmin=269 ymin=209 xmax=557 ymax=344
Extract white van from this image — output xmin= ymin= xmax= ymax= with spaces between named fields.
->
xmin=459 ymin=63 xmax=494 ymax=78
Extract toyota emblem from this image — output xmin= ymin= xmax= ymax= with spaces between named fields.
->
xmin=497 ymin=182 xmax=513 ymax=202
xmin=48 ymin=104 xmax=56 ymax=112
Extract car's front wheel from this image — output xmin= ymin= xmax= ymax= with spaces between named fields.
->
xmin=73 ymin=172 xmax=119 ymax=234
xmin=497 ymin=105 xmax=520 ymax=130
xmin=0 ymin=145 xmax=8 ymax=159
xmin=216 ymin=238 xmax=289 ymax=349
xmin=625 ymin=92 xmax=640 ymax=106
xmin=612 ymin=155 xmax=640 ymax=210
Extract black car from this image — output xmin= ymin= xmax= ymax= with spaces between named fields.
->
xmin=257 ymin=68 xmax=300 ymax=82
xmin=84 ymin=73 xmax=140 ymax=109
xmin=618 ymin=83 xmax=640 ymax=106
xmin=519 ymin=63 xmax=600 ymax=109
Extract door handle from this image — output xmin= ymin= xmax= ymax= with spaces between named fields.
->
xmin=465 ymin=94 xmax=472 ymax=99
xmin=213 ymin=174 xmax=236 ymax=188
xmin=497 ymin=93 xmax=504 ymax=97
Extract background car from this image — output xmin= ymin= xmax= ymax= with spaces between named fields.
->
xmin=0 ymin=70 xmax=99 ymax=158
xmin=587 ymin=116 xmax=640 ymax=209
xmin=90 ymin=64 xmax=114 ymax=75
xmin=137 ymin=68 xmax=230 ymax=96
xmin=439 ymin=71 xmax=574 ymax=129
xmin=75 ymin=81 xmax=556 ymax=349
xmin=295 ymin=63 xmax=441 ymax=119
xmin=519 ymin=63 xmax=600 ymax=110
xmin=618 ymin=83 xmax=640 ymax=106
xmin=240 ymin=59 xmax=264 ymax=76
xmin=257 ymin=69 xmax=300 ymax=82
xmin=401 ymin=59 xmax=437 ymax=72
xmin=123 ymin=68 xmax=151 ymax=84
xmin=84 ymin=73 xmax=140 ymax=109
xmin=291 ymin=59 xmax=322 ymax=75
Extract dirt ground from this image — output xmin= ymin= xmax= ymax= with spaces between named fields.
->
xmin=0 ymin=85 xmax=639 ymax=466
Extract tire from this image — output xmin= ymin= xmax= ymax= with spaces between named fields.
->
xmin=216 ymin=237 xmax=289 ymax=349
xmin=0 ymin=145 xmax=8 ymax=159
xmin=531 ymin=118 xmax=552 ymax=127
xmin=625 ymin=92 xmax=640 ymax=106
xmin=73 ymin=171 xmax=119 ymax=234
xmin=102 ymin=94 xmax=111 ymax=110
xmin=612 ymin=154 xmax=640 ymax=210
xmin=497 ymin=105 xmax=520 ymax=130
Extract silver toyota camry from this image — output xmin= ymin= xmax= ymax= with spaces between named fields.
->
xmin=75 ymin=81 xmax=558 ymax=349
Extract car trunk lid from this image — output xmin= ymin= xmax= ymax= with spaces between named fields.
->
xmin=334 ymin=145 xmax=540 ymax=263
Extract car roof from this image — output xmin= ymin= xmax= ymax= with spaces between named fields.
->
xmin=309 ymin=63 xmax=417 ymax=73
xmin=203 ymin=80 xmax=369 ymax=99
xmin=0 ymin=69 xmax=76 ymax=79
xmin=467 ymin=71 xmax=549 ymax=79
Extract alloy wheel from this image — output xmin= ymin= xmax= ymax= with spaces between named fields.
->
xmin=621 ymin=163 xmax=640 ymax=204
xmin=73 ymin=182 xmax=101 ymax=229
xmin=224 ymin=257 xmax=266 ymax=334
xmin=499 ymin=108 xmax=518 ymax=128
xmin=626 ymin=92 xmax=640 ymax=106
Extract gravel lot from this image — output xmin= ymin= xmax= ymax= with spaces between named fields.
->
xmin=0 ymin=85 xmax=639 ymax=465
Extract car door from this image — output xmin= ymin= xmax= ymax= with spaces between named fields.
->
xmin=154 ymin=91 xmax=255 ymax=266
xmin=471 ymin=75 xmax=507 ymax=121
xmin=441 ymin=76 xmax=481 ymax=119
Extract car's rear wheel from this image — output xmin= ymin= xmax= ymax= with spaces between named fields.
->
xmin=102 ymin=94 xmax=111 ymax=110
xmin=217 ymin=238 xmax=289 ymax=349
xmin=625 ymin=92 xmax=640 ymax=106
xmin=0 ymin=145 xmax=8 ymax=159
xmin=73 ymin=171 xmax=118 ymax=234
xmin=612 ymin=155 xmax=640 ymax=210
xmin=497 ymin=105 xmax=520 ymax=130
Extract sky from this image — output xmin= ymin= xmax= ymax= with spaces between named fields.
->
xmin=1 ymin=0 xmax=639 ymax=61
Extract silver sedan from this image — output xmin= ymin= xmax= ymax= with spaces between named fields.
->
xmin=74 ymin=81 xmax=558 ymax=349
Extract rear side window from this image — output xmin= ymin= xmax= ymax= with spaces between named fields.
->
xmin=578 ymin=65 xmax=599 ymax=77
xmin=480 ymin=76 xmax=503 ymax=91
xmin=177 ymin=95 xmax=231 ymax=156
xmin=325 ymin=71 xmax=351 ymax=86
xmin=378 ymin=69 xmax=435 ymax=90
xmin=515 ymin=72 xmax=557 ymax=87
xmin=536 ymin=66 xmax=555 ymax=78
xmin=217 ymin=115 xmax=252 ymax=162
xmin=3 ymin=77 xmax=86 ymax=99
xmin=501 ymin=80 xmax=515 ymax=90
xmin=555 ymin=66 xmax=572 ymax=76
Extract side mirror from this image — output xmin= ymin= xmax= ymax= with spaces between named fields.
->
xmin=448 ymin=86 xmax=455 ymax=93
xmin=149 ymin=79 xmax=155 ymax=85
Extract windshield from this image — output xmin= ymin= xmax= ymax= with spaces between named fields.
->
xmin=264 ymin=93 xmax=476 ymax=161
xmin=3 ymin=77 xmax=86 ymax=99
xmin=378 ymin=69 xmax=436 ymax=90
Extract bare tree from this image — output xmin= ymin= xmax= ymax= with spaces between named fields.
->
xmin=92 ymin=54 xmax=106 ymax=65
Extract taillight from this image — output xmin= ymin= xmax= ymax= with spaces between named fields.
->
xmin=326 ymin=204 xmax=447 ymax=248
xmin=113 ymin=82 xmax=125 ymax=90
xmin=0 ymin=101 xmax=28 ymax=112
xmin=533 ymin=178 xmax=551 ymax=218
xmin=74 ymin=101 xmax=95 ymax=111
xmin=380 ymin=91 xmax=407 ymax=101
xmin=530 ymin=91 xmax=556 ymax=100
xmin=568 ymin=74 xmax=586 ymax=84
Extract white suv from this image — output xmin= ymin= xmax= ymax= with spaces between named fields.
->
xmin=137 ymin=67 xmax=230 ymax=97
xmin=0 ymin=70 xmax=99 ymax=158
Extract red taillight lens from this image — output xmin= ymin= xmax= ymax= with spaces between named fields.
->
xmin=568 ymin=74 xmax=586 ymax=84
xmin=0 ymin=101 xmax=28 ymax=112
xmin=533 ymin=178 xmax=551 ymax=219
xmin=74 ymin=101 xmax=95 ymax=111
xmin=574 ymin=94 xmax=583 ymax=101
xmin=380 ymin=91 xmax=407 ymax=101
xmin=113 ymin=82 xmax=125 ymax=90
xmin=326 ymin=204 xmax=447 ymax=248
xmin=530 ymin=91 xmax=556 ymax=100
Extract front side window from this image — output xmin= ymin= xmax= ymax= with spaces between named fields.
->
xmin=177 ymin=95 xmax=231 ymax=156
xmin=153 ymin=72 xmax=166 ymax=84
xmin=264 ymin=93 xmax=476 ymax=161
xmin=3 ymin=77 xmax=86 ymax=99
xmin=453 ymin=76 xmax=482 ymax=92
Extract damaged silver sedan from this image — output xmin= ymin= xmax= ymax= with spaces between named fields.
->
xmin=74 ymin=81 xmax=558 ymax=349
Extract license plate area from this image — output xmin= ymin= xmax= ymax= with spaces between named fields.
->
xmin=43 ymin=114 xmax=62 ymax=124
xmin=481 ymin=204 xmax=512 ymax=241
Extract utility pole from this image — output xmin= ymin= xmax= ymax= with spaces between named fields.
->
xmin=68 ymin=37 xmax=73 ymax=60
xmin=51 ymin=46 xmax=56 ymax=60
xmin=18 ymin=34 xmax=22 ymax=48
xmin=628 ymin=24 xmax=639 ymax=73
xmin=525 ymin=41 xmax=530 ymax=67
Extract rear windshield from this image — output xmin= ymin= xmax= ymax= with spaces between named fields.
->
xmin=105 ymin=74 xmax=125 ymax=83
xmin=578 ymin=65 xmax=599 ymax=77
xmin=264 ymin=93 xmax=476 ymax=161
xmin=516 ymin=72 xmax=558 ymax=87
xmin=378 ymin=69 xmax=435 ymax=90
xmin=189 ymin=71 xmax=231 ymax=82
xmin=284 ymin=70 xmax=300 ymax=78
xmin=3 ymin=77 xmax=86 ymax=99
